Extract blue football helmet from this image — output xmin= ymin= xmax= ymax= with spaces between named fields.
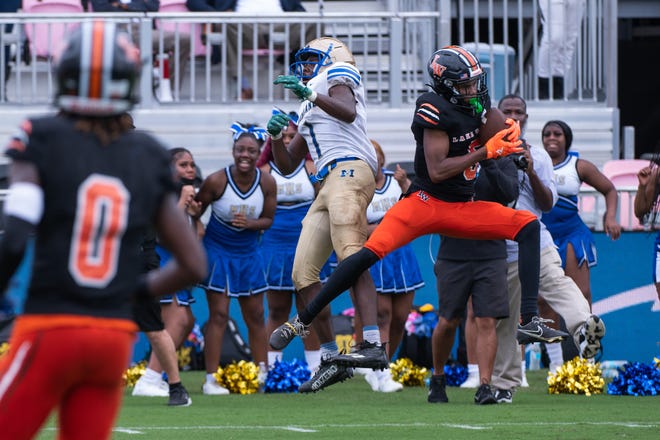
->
xmin=290 ymin=37 xmax=355 ymax=82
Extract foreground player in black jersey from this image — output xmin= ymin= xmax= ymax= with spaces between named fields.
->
xmin=270 ymin=46 xmax=568 ymax=390
xmin=0 ymin=21 xmax=206 ymax=439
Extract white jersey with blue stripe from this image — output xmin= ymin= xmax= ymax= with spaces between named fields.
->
xmin=210 ymin=166 xmax=264 ymax=231
xmin=367 ymin=171 xmax=401 ymax=224
xmin=296 ymin=62 xmax=377 ymax=175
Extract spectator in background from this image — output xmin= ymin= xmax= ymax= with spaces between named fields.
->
xmin=430 ymin=144 xmax=519 ymax=405
xmin=0 ymin=0 xmax=21 ymax=96
xmin=185 ymin=0 xmax=315 ymax=99
xmin=490 ymin=96 xmax=605 ymax=404
xmin=131 ymin=146 xmax=201 ymax=406
xmin=194 ymin=123 xmax=277 ymax=395
xmin=634 ymin=156 xmax=660 ymax=301
xmin=541 ymin=120 xmax=621 ymax=307
xmin=537 ymin=0 xmax=585 ymax=99
xmin=90 ymin=0 xmax=191 ymax=93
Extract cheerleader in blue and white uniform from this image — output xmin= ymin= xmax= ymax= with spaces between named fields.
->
xmin=358 ymin=140 xmax=425 ymax=392
xmin=195 ymin=123 xmax=277 ymax=395
xmin=541 ymin=120 xmax=621 ymax=306
xmin=257 ymin=110 xmax=331 ymax=372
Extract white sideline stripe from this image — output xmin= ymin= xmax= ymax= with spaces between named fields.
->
xmin=100 ymin=421 xmax=659 ymax=433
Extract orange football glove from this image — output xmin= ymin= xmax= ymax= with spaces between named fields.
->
xmin=485 ymin=118 xmax=523 ymax=159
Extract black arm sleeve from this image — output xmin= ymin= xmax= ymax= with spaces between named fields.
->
xmin=0 ymin=216 xmax=34 ymax=294
xmin=478 ymin=157 xmax=519 ymax=205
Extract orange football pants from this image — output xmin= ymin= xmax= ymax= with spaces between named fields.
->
xmin=0 ymin=315 xmax=137 ymax=440
xmin=365 ymin=190 xmax=537 ymax=259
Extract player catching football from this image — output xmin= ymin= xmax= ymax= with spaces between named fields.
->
xmin=269 ymin=45 xmax=569 ymax=393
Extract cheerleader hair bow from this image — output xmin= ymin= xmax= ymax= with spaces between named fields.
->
xmin=272 ymin=107 xmax=299 ymax=126
xmin=230 ymin=122 xmax=268 ymax=142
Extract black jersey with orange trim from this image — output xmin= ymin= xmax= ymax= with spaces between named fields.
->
xmin=4 ymin=115 xmax=175 ymax=320
xmin=410 ymin=91 xmax=481 ymax=202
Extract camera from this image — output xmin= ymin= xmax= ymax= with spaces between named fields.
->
xmin=512 ymin=139 xmax=529 ymax=171
xmin=512 ymin=154 xmax=529 ymax=171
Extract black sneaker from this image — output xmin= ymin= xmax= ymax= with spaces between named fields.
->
xmin=474 ymin=384 xmax=497 ymax=405
xmin=299 ymin=356 xmax=353 ymax=393
xmin=578 ymin=314 xmax=606 ymax=359
xmin=168 ymin=384 xmax=192 ymax=407
xmin=427 ymin=374 xmax=448 ymax=403
xmin=494 ymin=388 xmax=513 ymax=404
xmin=333 ymin=341 xmax=389 ymax=370
xmin=269 ymin=315 xmax=310 ymax=350
xmin=517 ymin=316 xmax=569 ymax=344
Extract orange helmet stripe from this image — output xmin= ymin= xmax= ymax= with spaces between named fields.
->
xmin=446 ymin=45 xmax=482 ymax=76
xmin=88 ymin=21 xmax=106 ymax=99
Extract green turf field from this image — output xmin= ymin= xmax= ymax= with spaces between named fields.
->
xmin=35 ymin=369 xmax=658 ymax=440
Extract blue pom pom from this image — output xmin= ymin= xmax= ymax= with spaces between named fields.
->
xmin=606 ymin=361 xmax=660 ymax=396
xmin=263 ymin=359 xmax=311 ymax=393
xmin=443 ymin=363 xmax=468 ymax=387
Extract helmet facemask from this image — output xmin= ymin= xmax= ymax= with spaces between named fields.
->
xmin=290 ymin=45 xmax=334 ymax=82
xmin=289 ymin=37 xmax=355 ymax=82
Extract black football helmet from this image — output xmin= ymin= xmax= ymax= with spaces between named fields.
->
xmin=54 ymin=21 xmax=141 ymax=116
xmin=427 ymin=45 xmax=490 ymax=115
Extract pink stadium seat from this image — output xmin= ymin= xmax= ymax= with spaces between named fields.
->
xmin=602 ymin=159 xmax=648 ymax=230
xmin=157 ymin=0 xmax=211 ymax=57
xmin=22 ymin=0 xmax=84 ymax=58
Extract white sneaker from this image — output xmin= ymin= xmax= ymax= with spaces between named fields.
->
xmin=132 ymin=377 xmax=169 ymax=397
xmin=202 ymin=381 xmax=230 ymax=395
xmin=378 ymin=375 xmax=403 ymax=393
xmin=364 ymin=370 xmax=380 ymax=391
xmin=520 ymin=373 xmax=529 ymax=387
xmin=460 ymin=372 xmax=480 ymax=388
xmin=354 ymin=367 xmax=371 ymax=376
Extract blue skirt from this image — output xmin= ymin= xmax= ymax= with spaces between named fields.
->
xmin=155 ymin=246 xmax=196 ymax=305
xmin=370 ymin=243 xmax=425 ymax=294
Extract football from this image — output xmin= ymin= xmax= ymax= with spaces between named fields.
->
xmin=478 ymin=107 xmax=509 ymax=145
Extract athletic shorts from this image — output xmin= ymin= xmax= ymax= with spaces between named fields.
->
xmin=435 ymin=258 xmax=509 ymax=320
xmin=132 ymin=296 xmax=164 ymax=332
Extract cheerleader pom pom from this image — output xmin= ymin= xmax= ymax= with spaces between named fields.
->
xmin=390 ymin=358 xmax=428 ymax=387
xmin=607 ymin=359 xmax=660 ymax=396
xmin=214 ymin=360 xmax=260 ymax=394
xmin=123 ymin=361 xmax=147 ymax=388
xmin=444 ymin=362 xmax=468 ymax=387
xmin=263 ymin=359 xmax=311 ymax=393
xmin=547 ymin=357 xmax=604 ymax=396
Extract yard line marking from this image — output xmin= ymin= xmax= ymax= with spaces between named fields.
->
xmin=283 ymin=426 xmax=318 ymax=432
xmin=114 ymin=428 xmax=144 ymax=434
xmin=444 ymin=424 xmax=488 ymax=430
xmin=103 ymin=421 xmax=658 ymax=433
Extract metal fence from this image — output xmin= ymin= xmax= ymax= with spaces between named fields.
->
xmin=0 ymin=2 xmax=615 ymax=108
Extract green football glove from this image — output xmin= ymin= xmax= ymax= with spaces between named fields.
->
xmin=274 ymin=75 xmax=317 ymax=102
xmin=267 ymin=112 xmax=291 ymax=139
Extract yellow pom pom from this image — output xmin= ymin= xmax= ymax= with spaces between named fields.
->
xmin=390 ymin=357 xmax=429 ymax=387
xmin=547 ymin=357 xmax=604 ymax=396
xmin=177 ymin=346 xmax=191 ymax=370
xmin=0 ymin=342 xmax=9 ymax=357
xmin=123 ymin=361 xmax=147 ymax=388
xmin=214 ymin=360 xmax=260 ymax=394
